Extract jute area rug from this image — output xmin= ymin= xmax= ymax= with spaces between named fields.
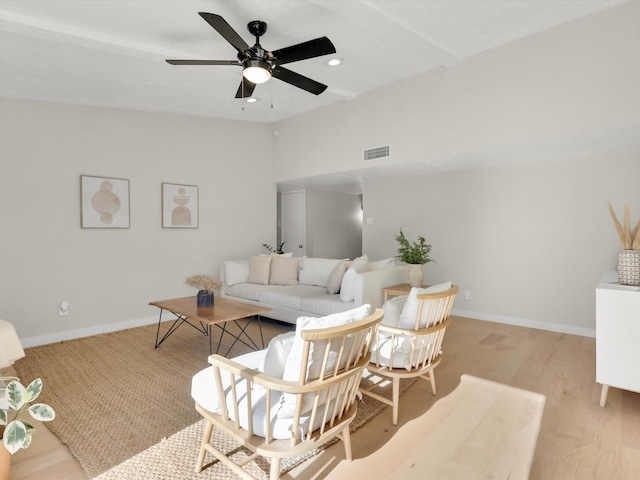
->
xmin=15 ymin=318 xmax=415 ymax=479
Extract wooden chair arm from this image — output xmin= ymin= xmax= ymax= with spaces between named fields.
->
xmin=378 ymin=316 xmax=451 ymax=337
xmin=415 ymin=285 xmax=459 ymax=300
xmin=207 ymin=353 xmax=371 ymax=395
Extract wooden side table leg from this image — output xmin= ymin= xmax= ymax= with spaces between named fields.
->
xmin=599 ymin=384 xmax=609 ymax=407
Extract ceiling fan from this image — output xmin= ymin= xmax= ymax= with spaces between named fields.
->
xmin=166 ymin=12 xmax=336 ymax=99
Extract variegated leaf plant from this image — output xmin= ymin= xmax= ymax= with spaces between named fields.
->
xmin=0 ymin=377 xmax=55 ymax=454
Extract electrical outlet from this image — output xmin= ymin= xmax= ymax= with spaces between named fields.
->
xmin=59 ymin=301 xmax=69 ymax=316
xmin=464 ymin=290 xmax=471 ymax=301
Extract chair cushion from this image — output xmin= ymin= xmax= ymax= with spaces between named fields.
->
xmin=380 ymin=295 xmax=408 ymax=328
xmin=261 ymin=331 xmax=295 ymax=379
xmin=278 ymin=304 xmax=371 ymax=418
xmin=191 ymin=349 xmax=343 ymax=439
xmin=371 ymin=334 xmax=438 ymax=371
xmin=397 ymin=282 xmax=453 ymax=329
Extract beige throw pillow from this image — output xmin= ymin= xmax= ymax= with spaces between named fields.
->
xmin=269 ymin=256 xmax=300 ymax=285
xmin=247 ymin=255 xmax=271 ymax=285
xmin=325 ymin=260 xmax=348 ymax=294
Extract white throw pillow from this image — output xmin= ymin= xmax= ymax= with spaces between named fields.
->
xmin=369 ymin=257 xmax=395 ymax=271
xmin=397 ymin=282 xmax=453 ymax=329
xmin=247 ymin=255 xmax=271 ymax=285
xmin=261 ymin=331 xmax=296 ymax=378
xmin=339 ymin=255 xmax=369 ymax=302
xmin=380 ymin=295 xmax=408 ymax=328
xmin=298 ymin=258 xmax=345 ymax=287
xmin=325 ymin=260 xmax=348 ymax=294
xmin=278 ymin=304 xmax=372 ymax=418
xmin=223 ymin=260 xmax=250 ymax=286
xmin=269 ymin=256 xmax=300 ymax=286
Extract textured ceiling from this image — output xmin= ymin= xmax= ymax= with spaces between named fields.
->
xmin=0 ymin=0 xmax=626 ymax=124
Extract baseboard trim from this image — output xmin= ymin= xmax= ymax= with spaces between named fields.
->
xmin=20 ymin=316 xmax=158 ymax=348
xmin=19 ymin=308 xmax=595 ymax=348
xmin=451 ymin=308 xmax=596 ymax=338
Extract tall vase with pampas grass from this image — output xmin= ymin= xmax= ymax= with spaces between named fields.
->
xmin=608 ymin=202 xmax=640 ymax=286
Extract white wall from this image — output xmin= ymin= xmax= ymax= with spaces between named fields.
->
xmin=363 ymin=149 xmax=640 ymax=336
xmin=272 ymin=1 xmax=640 ymax=181
xmin=305 ymin=190 xmax=362 ymax=259
xmin=0 ymin=98 xmax=274 ymax=346
xmin=270 ymin=2 xmax=640 ymax=335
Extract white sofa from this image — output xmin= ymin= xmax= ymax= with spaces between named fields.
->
xmin=220 ymin=255 xmax=408 ymax=325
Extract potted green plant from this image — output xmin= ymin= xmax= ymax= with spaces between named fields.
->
xmin=1 ymin=376 xmax=55 ymax=479
xmin=185 ymin=274 xmax=223 ymax=307
xmin=262 ymin=242 xmax=286 ymax=254
xmin=394 ymin=229 xmax=433 ymax=287
xmin=608 ymin=202 xmax=640 ymax=285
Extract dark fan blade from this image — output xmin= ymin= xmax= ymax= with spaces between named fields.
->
xmin=271 ymin=37 xmax=336 ymax=65
xmin=272 ymin=67 xmax=327 ymax=95
xmin=166 ymin=60 xmax=239 ymax=66
xmin=199 ymin=12 xmax=250 ymax=53
xmin=235 ymin=77 xmax=256 ymax=98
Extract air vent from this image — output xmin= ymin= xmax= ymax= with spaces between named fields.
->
xmin=363 ymin=145 xmax=391 ymax=162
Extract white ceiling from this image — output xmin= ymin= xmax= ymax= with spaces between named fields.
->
xmin=0 ymin=0 xmax=626 ymax=124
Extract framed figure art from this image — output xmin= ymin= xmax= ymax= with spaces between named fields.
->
xmin=162 ymin=183 xmax=198 ymax=228
xmin=80 ymin=175 xmax=130 ymax=228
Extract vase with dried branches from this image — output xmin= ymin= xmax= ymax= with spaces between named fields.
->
xmin=185 ymin=274 xmax=223 ymax=307
xmin=608 ymin=202 xmax=640 ymax=286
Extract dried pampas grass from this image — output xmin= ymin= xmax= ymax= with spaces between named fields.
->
xmin=185 ymin=274 xmax=222 ymax=293
xmin=608 ymin=202 xmax=640 ymax=250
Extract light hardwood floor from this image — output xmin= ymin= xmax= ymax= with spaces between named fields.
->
xmin=7 ymin=316 xmax=640 ymax=479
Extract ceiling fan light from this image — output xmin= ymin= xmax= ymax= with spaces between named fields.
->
xmin=243 ymin=60 xmax=271 ymax=84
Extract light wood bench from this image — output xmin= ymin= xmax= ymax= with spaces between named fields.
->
xmin=390 ymin=374 xmax=545 ymax=480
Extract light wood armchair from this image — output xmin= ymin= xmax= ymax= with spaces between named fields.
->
xmin=360 ymin=285 xmax=458 ymax=425
xmin=192 ymin=308 xmax=384 ymax=480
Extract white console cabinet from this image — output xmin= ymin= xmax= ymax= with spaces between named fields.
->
xmin=596 ymin=271 xmax=640 ymax=407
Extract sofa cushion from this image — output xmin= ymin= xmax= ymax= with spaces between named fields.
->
xmin=269 ymin=256 xmax=300 ymax=286
xmin=257 ymin=285 xmax=326 ymax=310
xmin=339 ymin=255 xmax=369 ymax=302
xmin=224 ymin=260 xmax=250 ymax=287
xmin=300 ymin=293 xmax=355 ymax=316
xmin=279 ymin=304 xmax=371 ymax=419
xmin=299 ymin=258 xmax=345 ymax=287
xmin=225 ymin=283 xmax=271 ymax=302
xmin=325 ymin=260 xmax=348 ymax=294
xmin=397 ymin=282 xmax=453 ymax=329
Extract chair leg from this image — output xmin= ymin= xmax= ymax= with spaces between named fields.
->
xmin=195 ymin=420 xmax=214 ymax=473
xmin=392 ymin=377 xmax=400 ymax=426
xmin=429 ymin=370 xmax=437 ymax=395
xmin=269 ymin=457 xmax=281 ymax=480
xmin=342 ymin=425 xmax=353 ymax=461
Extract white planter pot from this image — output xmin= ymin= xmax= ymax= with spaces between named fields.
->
xmin=618 ymin=250 xmax=640 ymax=286
xmin=407 ymin=264 xmax=424 ymax=288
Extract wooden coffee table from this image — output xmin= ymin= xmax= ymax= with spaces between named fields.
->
xmin=149 ymin=296 xmax=271 ymax=355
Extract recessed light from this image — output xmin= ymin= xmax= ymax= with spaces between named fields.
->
xmin=327 ymin=58 xmax=342 ymax=67
xmin=246 ymin=98 xmax=257 ymax=103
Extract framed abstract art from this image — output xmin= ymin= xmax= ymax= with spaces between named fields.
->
xmin=162 ymin=183 xmax=199 ymax=228
xmin=80 ymin=175 xmax=130 ymax=228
